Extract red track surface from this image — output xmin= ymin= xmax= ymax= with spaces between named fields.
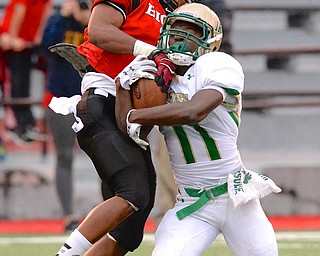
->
xmin=0 ymin=216 xmax=319 ymax=234
xmin=0 ymin=218 xmax=157 ymax=234
xmin=268 ymin=215 xmax=320 ymax=231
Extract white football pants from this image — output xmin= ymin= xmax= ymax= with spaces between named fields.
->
xmin=152 ymin=193 xmax=278 ymax=256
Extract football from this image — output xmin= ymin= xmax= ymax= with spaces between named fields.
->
xmin=131 ymin=75 xmax=167 ymax=109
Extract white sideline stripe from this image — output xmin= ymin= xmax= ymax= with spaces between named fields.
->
xmin=278 ymin=243 xmax=320 ymax=249
xmin=0 ymin=236 xmax=69 ymax=244
xmin=0 ymin=232 xmax=320 ymax=245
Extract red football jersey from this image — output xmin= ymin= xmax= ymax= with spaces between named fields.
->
xmin=77 ymin=0 xmax=166 ymax=79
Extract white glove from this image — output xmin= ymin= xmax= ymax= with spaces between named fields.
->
xmin=129 ymin=69 xmax=155 ymax=85
xmin=126 ymin=109 xmax=149 ymax=150
xmin=117 ymin=55 xmax=157 ymax=90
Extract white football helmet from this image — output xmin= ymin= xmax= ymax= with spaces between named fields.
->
xmin=158 ymin=3 xmax=223 ymax=66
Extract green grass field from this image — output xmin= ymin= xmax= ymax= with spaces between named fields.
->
xmin=0 ymin=231 xmax=319 ymax=256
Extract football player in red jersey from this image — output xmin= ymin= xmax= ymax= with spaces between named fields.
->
xmin=53 ymin=1 xmax=197 ymax=256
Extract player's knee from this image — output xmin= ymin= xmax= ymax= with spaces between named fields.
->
xmin=124 ymin=231 xmax=144 ymax=252
xmin=116 ymin=185 xmax=151 ymax=211
xmin=110 ymin=224 xmax=144 ymax=252
xmin=128 ymin=189 xmax=150 ymax=211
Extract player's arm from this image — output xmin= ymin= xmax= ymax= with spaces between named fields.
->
xmin=115 ymin=78 xmax=224 ymax=129
xmin=89 ymin=3 xmax=174 ymax=89
xmin=128 ymin=89 xmax=224 ymax=126
xmin=115 ymin=78 xmax=133 ymax=134
xmin=115 ymin=77 xmax=154 ymax=138
xmin=88 ymin=3 xmax=150 ymax=55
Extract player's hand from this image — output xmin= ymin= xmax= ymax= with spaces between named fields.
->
xmin=117 ymin=55 xmax=157 ymax=90
xmin=126 ymin=109 xmax=149 ymax=150
xmin=148 ymin=50 xmax=175 ymax=92
xmin=0 ymin=32 xmax=12 ymax=51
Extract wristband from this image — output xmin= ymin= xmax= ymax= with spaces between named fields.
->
xmin=126 ymin=109 xmax=136 ymax=125
xmin=126 ymin=109 xmax=137 ymax=135
xmin=148 ymin=49 xmax=163 ymax=60
xmin=133 ymin=40 xmax=157 ymax=57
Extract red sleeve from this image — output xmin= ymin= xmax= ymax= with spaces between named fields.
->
xmin=92 ymin=0 xmax=134 ymax=17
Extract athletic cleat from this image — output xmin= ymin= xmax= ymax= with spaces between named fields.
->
xmin=24 ymin=126 xmax=46 ymax=141
xmin=65 ymin=219 xmax=79 ymax=232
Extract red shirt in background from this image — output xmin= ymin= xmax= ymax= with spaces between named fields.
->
xmin=1 ymin=0 xmax=51 ymax=42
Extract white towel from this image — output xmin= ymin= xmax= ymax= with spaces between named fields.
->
xmin=228 ymin=169 xmax=281 ymax=209
xmin=49 ymin=95 xmax=83 ymax=132
xmin=49 ymin=95 xmax=81 ymax=115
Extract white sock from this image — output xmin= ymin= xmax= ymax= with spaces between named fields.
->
xmin=56 ymin=229 xmax=92 ymax=256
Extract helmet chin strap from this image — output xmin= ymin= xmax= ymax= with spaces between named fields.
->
xmin=168 ymin=53 xmax=195 ymax=66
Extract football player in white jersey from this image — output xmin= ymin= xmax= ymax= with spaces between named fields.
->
xmin=116 ymin=3 xmax=279 ymax=256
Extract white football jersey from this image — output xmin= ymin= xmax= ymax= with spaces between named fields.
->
xmin=160 ymin=52 xmax=245 ymax=188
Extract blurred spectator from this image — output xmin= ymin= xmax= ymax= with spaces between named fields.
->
xmin=41 ymin=0 xmax=91 ymax=232
xmin=0 ymin=0 xmax=52 ymax=145
xmin=0 ymin=43 xmax=7 ymax=156
xmin=0 ymin=44 xmax=6 ymax=89
xmin=0 ymin=137 xmax=5 ymax=161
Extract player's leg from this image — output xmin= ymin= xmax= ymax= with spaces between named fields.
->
xmin=55 ymin=91 xmax=153 ymax=256
xmin=76 ymin=91 xmax=153 ymax=240
xmin=95 ymin=144 xmax=156 ymax=255
xmin=84 ymin=149 xmax=156 ymax=255
xmin=152 ymin=203 xmax=220 ymax=256
xmin=222 ymin=199 xmax=278 ymax=256
xmin=55 ymin=196 xmax=134 ymax=256
xmin=85 ymin=234 xmax=127 ymax=256
xmin=106 ymin=146 xmax=156 ymax=253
